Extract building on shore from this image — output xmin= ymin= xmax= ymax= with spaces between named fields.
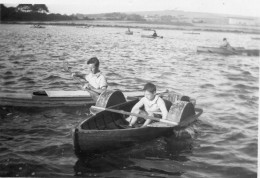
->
xmin=228 ymin=17 xmax=258 ymax=26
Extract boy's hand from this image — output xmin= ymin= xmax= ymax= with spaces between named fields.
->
xmin=82 ymin=83 xmax=91 ymax=90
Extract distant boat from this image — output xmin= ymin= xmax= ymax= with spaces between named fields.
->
xmin=76 ymin=25 xmax=90 ymax=28
xmin=251 ymin=37 xmax=260 ymax=40
xmin=197 ymin=46 xmax=260 ymax=56
xmin=141 ymin=35 xmax=163 ymax=39
xmin=183 ymin=32 xmax=200 ymax=35
xmin=142 ymin=28 xmax=153 ymax=31
xmin=125 ymin=31 xmax=133 ymax=35
xmin=31 ymin=25 xmax=45 ymax=28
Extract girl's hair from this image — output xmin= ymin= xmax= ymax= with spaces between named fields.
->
xmin=87 ymin=57 xmax=99 ymax=68
xmin=143 ymin=82 xmax=156 ymax=93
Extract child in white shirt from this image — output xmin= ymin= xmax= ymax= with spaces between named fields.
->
xmin=128 ymin=82 xmax=168 ymax=128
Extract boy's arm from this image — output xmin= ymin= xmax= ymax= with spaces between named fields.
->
xmin=72 ymin=72 xmax=86 ymax=80
xmin=131 ymin=98 xmax=144 ymax=113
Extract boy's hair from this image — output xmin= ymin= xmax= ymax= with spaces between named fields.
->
xmin=87 ymin=57 xmax=99 ymax=68
xmin=223 ymin=38 xmax=227 ymax=41
xmin=143 ymin=82 xmax=156 ymax=93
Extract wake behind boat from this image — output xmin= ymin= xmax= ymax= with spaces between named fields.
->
xmin=197 ymin=46 xmax=260 ymax=56
xmin=73 ymin=90 xmax=203 ymax=157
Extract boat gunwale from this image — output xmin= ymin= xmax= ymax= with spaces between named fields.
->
xmin=77 ymin=106 xmax=203 ymax=133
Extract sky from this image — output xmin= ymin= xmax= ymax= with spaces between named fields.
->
xmin=3 ymin=0 xmax=260 ymax=17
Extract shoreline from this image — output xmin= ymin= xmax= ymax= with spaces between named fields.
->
xmin=2 ymin=21 xmax=260 ymax=35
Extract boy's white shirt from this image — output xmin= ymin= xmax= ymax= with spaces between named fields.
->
xmin=85 ymin=72 xmax=107 ymax=89
xmin=132 ymin=95 xmax=168 ymax=119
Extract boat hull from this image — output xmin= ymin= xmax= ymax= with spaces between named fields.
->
xmin=197 ymin=46 xmax=260 ymax=56
xmin=0 ymin=90 xmax=145 ymax=108
xmin=73 ymin=92 xmax=203 ymax=157
xmin=74 ymin=125 xmax=172 ymax=155
xmin=141 ymin=35 xmax=163 ymax=39
xmin=125 ymin=31 xmax=133 ymax=35
xmin=0 ymin=90 xmax=94 ymax=108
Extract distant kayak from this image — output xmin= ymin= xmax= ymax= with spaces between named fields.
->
xmin=141 ymin=35 xmax=163 ymax=39
xmin=183 ymin=32 xmax=200 ymax=35
xmin=31 ymin=25 xmax=45 ymax=28
xmin=197 ymin=46 xmax=260 ymax=56
xmin=125 ymin=31 xmax=133 ymax=35
xmin=251 ymin=37 xmax=260 ymax=40
xmin=142 ymin=28 xmax=153 ymax=31
xmin=0 ymin=90 xmax=145 ymax=108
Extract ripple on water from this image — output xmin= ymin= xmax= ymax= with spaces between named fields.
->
xmin=43 ymin=75 xmax=63 ymax=81
xmin=199 ymin=83 xmax=215 ymax=88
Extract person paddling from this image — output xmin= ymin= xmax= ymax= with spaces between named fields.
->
xmin=220 ymin=38 xmax=233 ymax=50
xmin=152 ymin=30 xmax=158 ymax=37
xmin=127 ymin=82 xmax=168 ymax=128
xmin=72 ymin=57 xmax=107 ymax=94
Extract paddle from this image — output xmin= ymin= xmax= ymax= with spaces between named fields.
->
xmin=125 ymin=89 xmax=171 ymax=100
xmin=63 ymin=61 xmax=100 ymax=101
xmin=91 ymin=106 xmax=178 ymax=126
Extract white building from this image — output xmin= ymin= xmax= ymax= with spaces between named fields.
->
xmin=228 ymin=17 xmax=257 ymax=26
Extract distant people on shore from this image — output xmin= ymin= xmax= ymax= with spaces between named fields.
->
xmin=220 ymin=38 xmax=232 ymax=49
xmin=71 ymin=57 xmax=107 ymax=94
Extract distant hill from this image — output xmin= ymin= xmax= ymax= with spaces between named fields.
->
xmin=81 ymin=9 xmax=260 ymax=26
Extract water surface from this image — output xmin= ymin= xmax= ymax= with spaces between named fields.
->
xmin=0 ymin=24 xmax=258 ymax=177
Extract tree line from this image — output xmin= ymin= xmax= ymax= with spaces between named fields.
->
xmin=0 ymin=4 xmax=146 ymax=22
xmin=0 ymin=4 xmax=79 ymax=21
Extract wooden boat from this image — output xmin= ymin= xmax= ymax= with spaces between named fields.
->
xmin=73 ymin=90 xmax=203 ymax=157
xmin=125 ymin=31 xmax=133 ymax=35
xmin=197 ymin=46 xmax=260 ymax=56
xmin=0 ymin=90 xmax=145 ymax=108
xmin=141 ymin=35 xmax=163 ymax=39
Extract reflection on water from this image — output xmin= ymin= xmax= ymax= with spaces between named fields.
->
xmin=0 ymin=24 xmax=258 ymax=177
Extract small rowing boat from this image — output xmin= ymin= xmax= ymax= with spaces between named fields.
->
xmin=197 ymin=46 xmax=260 ymax=56
xmin=141 ymin=35 xmax=163 ymax=39
xmin=73 ymin=90 xmax=203 ymax=157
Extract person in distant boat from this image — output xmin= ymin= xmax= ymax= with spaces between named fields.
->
xmin=127 ymin=27 xmax=131 ymax=32
xmin=127 ymin=82 xmax=168 ymax=128
xmin=71 ymin=57 xmax=107 ymax=94
xmin=220 ymin=38 xmax=232 ymax=49
xmin=152 ymin=30 xmax=158 ymax=37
